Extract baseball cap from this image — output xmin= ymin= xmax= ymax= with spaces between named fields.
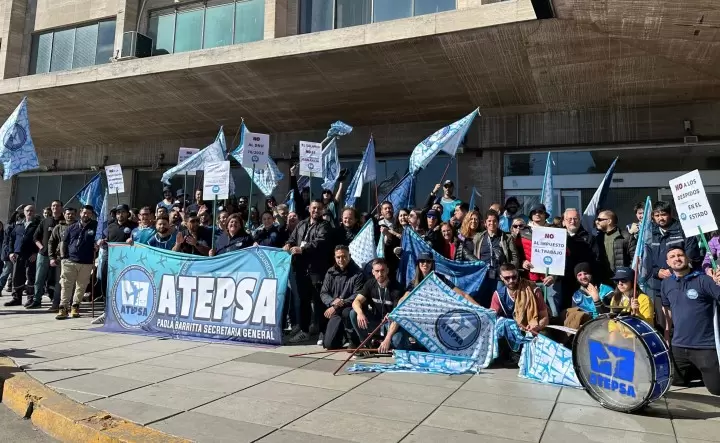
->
xmin=427 ymin=210 xmax=439 ymax=219
xmin=417 ymin=252 xmax=434 ymax=262
xmin=115 ymin=204 xmax=130 ymax=212
xmin=443 ymin=180 xmax=454 ymax=187
xmin=611 ymin=267 xmax=635 ymax=282
xmin=162 ymin=186 xmax=172 ymax=193
xmin=176 ymin=189 xmax=185 ymax=197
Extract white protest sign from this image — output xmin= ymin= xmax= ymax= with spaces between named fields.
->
xmin=531 ymin=226 xmax=567 ymax=276
xmin=177 ymin=147 xmax=200 ymax=175
xmin=203 ymin=161 xmax=230 ymax=200
xmin=669 ymin=169 xmax=718 ymax=236
xmin=104 ymin=164 xmax=125 ymax=194
xmin=242 ymin=132 xmax=269 ymax=168
xmin=299 ymin=141 xmax=322 ymax=176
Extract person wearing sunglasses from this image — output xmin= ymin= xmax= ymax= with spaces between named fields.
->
xmin=423 ymin=209 xmax=443 ymax=253
xmin=510 ymin=218 xmax=525 ymax=239
xmin=491 ymin=263 xmax=550 ymax=366
xmin=585 ymin=267 xmax=653 ymax=325
xmin=594 ymin=210 xmax=635 ymax=285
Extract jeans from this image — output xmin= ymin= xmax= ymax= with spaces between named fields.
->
xmin=349 ymin=310 xmax=416 ymax=350
xmin=537 ymin=279 xmax=563 ymax=318
xmin=33 ymin=254 xmax=50 ymax=303
xmin=283 ymin=271 xmax=301 ymax=329
xmin=672 ymin=346 xmax=720 ymax=395
xmin=0 ymin=260 xmax=12 ymax=290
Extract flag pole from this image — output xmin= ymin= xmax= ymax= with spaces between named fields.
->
xmin=247 ymin=164 xmax=256 ymax=229
xmin=115 ymin=190 xmax=120 ymax=207
xmin=65 ymin=171 xmax=103 ymax=208
xmin=438 ymin=156 xmax=455 ymax=184
xmin=211 ymin=195 xmax=218 ymax=250
xmin=183 ymin=171 xmax=188 ymax=209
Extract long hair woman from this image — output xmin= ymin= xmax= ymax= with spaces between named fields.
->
xmin=458 ymin=210 xmax=481 ymax=253
xmin=439 ymin=222 xmax=476 ymax=262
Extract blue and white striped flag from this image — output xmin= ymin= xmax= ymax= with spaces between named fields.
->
xmin=345 ymin=136 xmax=377 ymax=207
xmin=327 ymin=121 xmax=353 ymax=138
xmin=348 ymin=220 xmax=376 ymax=269
xmin=0 ymin=97 xmax=39 ymax=180
xmin=582 ymin=157 xmax=618 ymax=232
xmin=75 ymin=173 xmax=104 ymax=212
xmin=540 ymin=152 xmax=554 ymax=218
xmin=408 ymin=109 xmax=478 ymax=175
xmin=633 ymin=196 xmax=653 ymax=292
xmin=321 ymin=137 xmax=340 ymax=190
xmin=162 ymin=128 xmax=232 ymax=192
xmin=230 ymin=123 xmax=285 ymax=197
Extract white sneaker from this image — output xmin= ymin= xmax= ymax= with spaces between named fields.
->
xmin=316 ymin=332 xmax=324 ymax=346
xmin=91 ymin=313 xmax=106 ymax=325
xmin=287 ymin=331 xmax=309 ymax=344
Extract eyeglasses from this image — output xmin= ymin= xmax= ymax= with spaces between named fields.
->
xmin=419 ymin=260 xmax=433 ymax=264
xmin=501 ymin=274 xmax=519 ymax=281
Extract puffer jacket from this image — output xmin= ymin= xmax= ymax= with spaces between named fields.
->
xmin=644 ymin=220 xmax=701 ymax=292
xmin=595 ymin=227 xmax=636 ymax=282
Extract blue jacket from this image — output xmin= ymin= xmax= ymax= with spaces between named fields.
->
xmin=215 ymin=232 xmax=253 ymax=255
xmin=9 ymin=217 xmax=40 ymax=258
xmin=661 ymin=271 xmax=720 ymax=348
xmin=64 ymin=220 xmax=98 ymax=264
xmin=644 ymin=220 xmax=701 ymax=292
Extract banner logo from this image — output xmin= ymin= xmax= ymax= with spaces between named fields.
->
xmin=588 ymin=339 xmax=636 ymax=398
xmin=435 ymin=309 xmax=481 ymax=351
xmin=4 ymin=124 xmax=26 ymax=151
xmin=112 ymin=266 xmax=157 ymax=329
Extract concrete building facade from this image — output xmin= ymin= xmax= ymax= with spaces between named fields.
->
xmin=0 ymin=0 xmax=716 ymax=225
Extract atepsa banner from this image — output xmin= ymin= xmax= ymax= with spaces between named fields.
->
xmin=102 ymin=244 xmax=291 ymax=345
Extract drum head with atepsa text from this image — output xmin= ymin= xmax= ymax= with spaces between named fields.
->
xmin=572 ymin=317 xmax=654 ymax=412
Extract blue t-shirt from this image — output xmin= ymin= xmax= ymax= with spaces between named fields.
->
xmin=440 ymin=197 xmax=462 ymax=222
xmin=146 ymin=232 xmax=176 ymax=250
xmin=661 ymin=271 xmax=720 ymax=349
xmin=572 ymin=284 xmax=613 ymax=317
xmin=131 ymin=226 xmax=156 ymax=245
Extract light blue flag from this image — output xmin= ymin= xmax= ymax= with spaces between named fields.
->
xmin=348 ymin=220 xmax=376 ymax=269
xmin=468 ymin=187 xmax=481 ymax=211
xmin=230 ymin=123 xmax=285 ymax=197
xmin=321 ymin=137 xmax=340 ymax=190
xmin=540 ymin=152 xmax=554 ymax=218
xmin=161 ymin=127 xmax=229 ymax=186
xmin=408 ymin=109 xmax=478 ymax=175
xmin=345 ymin=136 xmax=377 ymax=208
xmin=383 ymin=173 xmax=415 ymax=212
xmin=582 ymin=157 xmax=618 ymax=232
xmin=286 ymin=190 xmax=296 ymax=213
xmin=376 ymin=232 xmax=385 ymax=259
xmin=76 ymin=174 xmax=103 ymax=213
xmin=519 ymin=334 xmax=581 ymax=388
xmin=327 ymin=121 xmax=353 ymax=138
xmin=633 ymin=196 xmax=653 ymax=292
xmin=0 ymin=97 xmax=39 ymax=180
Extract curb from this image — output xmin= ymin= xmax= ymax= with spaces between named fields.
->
xmin=0 ymin=357 xmax=191 ymax=443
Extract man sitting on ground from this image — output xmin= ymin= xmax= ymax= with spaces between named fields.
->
xmin=319 ymin=245 xmax=365 ymax=349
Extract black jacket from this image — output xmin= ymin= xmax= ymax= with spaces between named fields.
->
xmin=9 ymin=217 xmax=40 ymax=258
xmin=286 ymin=218 xmax=331 ymax=275
xmin=645 ymin=220 xmax=701 ymax=291
xmin=335 ymin=225 xmax=360 ymax=247
xmin=34 ymin=216 xmax=62 ymax=256
xmin=423 ymin=227 xmax=443 ymax=254
xmin=253 ymin=225 xmax=283 ymax=247
xmin=105 ymin=220 xmax=138 ymax=243
xmin=319 ymin=262 xmax=365 ymax=307
xmin=566 ymin=227 xmax=599 ymax=276
xmin=595 ymin=227 xmax=636 ymax=281
xmin=216 ymin=232 xmax=253 ymax=255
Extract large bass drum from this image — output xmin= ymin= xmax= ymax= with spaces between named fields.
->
xmin=572 ymin=315 xmax=673 ymax=413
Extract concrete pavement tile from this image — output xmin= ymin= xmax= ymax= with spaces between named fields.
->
xmin=72 ymin=333 xmax=159 ymax=347
xmin=115 ymin=383 xmax=227 ymax=410
xmin=321 ymin=391 xmax=436 ymax=423
xmin=82 ymin=348 xmax=165 ymax=363
xmin=204 ymin=361 xmax=293 ymax=379
xmin=234 ymin=381 xmax=343 ymax=408
xmin=666 ymin=389 xmax=720 ymax=420
xmin=286 ymin=409 xmax=416 ymax=443
xmin=422 ymin=406 xmax=546 ymax=442
xmin=48 ymin=373 xmax=151 ymax=397
xmin=25 ymin=367 xmax=95 ymax=384
xmin=141 ymin=354 xmax=231 ymax=370
xmin=53 ymin=387 xmax=104 ymax=404
xmin=474 ymin=368 xmax=536 ymax=383
xmin=352 ymin=378 xmax=455 ymax=404
xmin=673 ymin=419 xmax=720 ymax=441
xmin=300 ymin=358 xmax=376 ymax=377
xmin=556 ymin=387 xmax=597 ymax=406
xmin=151 ymin=411 xmax=275 ymax=442
xmin=257 ymin=430 xmax=352 ymax=443
xmin=677 ymin=440 xmax=720 ymax=443
xmin=33 ymin=355 xmax=127 ymax=371
xmin=274 ymin=368 xmax=368 ymax=391
xmin=541 ymin=421 xmax=677 ymax=443
xmin=374 ymin=372 xmax=469 ymax=389
xmin=33 ymin=340 xmax=112 ymax=355
xmin=443 ymin=390 xmax=555 ymax=419
xmin=402 ymin=425 xmax=525 ymax=443
xmin=116 ymin=339 xmax=208 ymax=353
xmin=264 ymin=344 xmax=319 ymax=355
xmin=161 ymin=371 xmax=261 ymax=394
xmin=550 ymin=403 xmax=675 ymax=435
xmin=6 ymin=350 xmax=75 ymax=367
xmin=87 ymin=398 xmax=183 ymax=425
xmin=193 ymin=396 xmax=312 ymax=427
xmin=96 ymin=362 xmax=192 ymax=383
xmin=461 ymin=375 xmax=561 ymax=401
xmin=234 ymin=351 xmax=318 ymax=368
xmin=174 ymin=343 xmax=258 ymax=359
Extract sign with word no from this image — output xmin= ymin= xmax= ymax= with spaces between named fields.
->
xmin=669 ymin=169 xmax=717 ymax=236
xmin=531 ymin=226 xmax=567 ymax=276
xmin=241 ymin=132 xmax=269 ymax=168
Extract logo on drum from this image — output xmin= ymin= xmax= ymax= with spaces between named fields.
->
xmin=588 ymin=339 xmax=636 ymax=398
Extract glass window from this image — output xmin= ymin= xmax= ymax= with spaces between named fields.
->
xmin=336 ymin=0 xmax=371 ymax=28
xmin=234 ymin=0 xmax=265 ymax=44
xmin=50 ymin=28 xmax=75 ymax=72
xmin=95 ymin=20 xmax=116 ymax=64
xmin=204 ymin=3 xmax=234 ymax=49
xmin=148 ymin=13 xmax=175 ymax=55
xmin=36 ymin=176 xmax=63 ymax=210
xmin=299 ymin=0 xmax=333 ymax=33
xmin=59 ymin=175 xmax=91 ymax=206
xmin=373 ymin=0 xmax=412 ymax=22
xmin=29 ymin=33 xmax=52 ymax=74
xmin=174 ymin=9 xmax=203 ymax=53
xmin=72 ymin=24 xmax=99 ymax=69
xmin=13 ymin=176 xmax=38 ymax=211
xmin=414 ymin=0 xmax=456 ymax=16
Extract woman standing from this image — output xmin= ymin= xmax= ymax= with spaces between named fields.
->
xmin=439 ymin=223 xmax=476 ymax=262
xmin=254 ymin=211 xmax=283 ymax=247
xmin=211 ymin=214 xmax=253 ymax=255
xmin=458 ymin=210 xmax=482 ymax=253
xmin=473 ymin=210 xmax=519 ymax=307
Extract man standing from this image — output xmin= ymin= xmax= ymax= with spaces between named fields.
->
xmin=47 ymin=207 xmax=75 ymax=313
xmin=437 ymin=180 xmax=462 ymax=222
xmin=98 ymin=205 xmax=138 ymax=297
xmin=57 ymin=206 xmax=97 ymax=320
xmin=157 ymin=187 xmax=174 ymax=213
xmin=284 ymin=200 xmax=331 ymax=344
xmin=500 ymin=197 xmax=527 ymax=233
xmin=319 ymin=245 xmax=365 ymax=349
xmin=186 ymin=189 xmax=204 ymax=216
xmin=28 ymin=200 xmax=63 ymax=308
xmin=473 ymin=209 xmax=519 ymax=307
xmin=645 ymin=201 xmax=701 ymax=326
xmin=563 ymin=208 xmax=599 ymax=309
xmin=147 ymin=216 xmax=176 ymax=250
xmin=4 ymin=205 xmax=40 ymax=307
xmin=595 ymin=209 xmax=635 ymax=284
xmin=129 ymin=207 xmax=156 ymax=245
xmin=661 ymin=247 xmax=720 ymax=395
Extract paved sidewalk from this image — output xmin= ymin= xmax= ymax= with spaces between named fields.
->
xmin=1 ymin=301 xmax=719 ymax=443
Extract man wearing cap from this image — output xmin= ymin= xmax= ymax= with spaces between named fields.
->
xmin=423 ymin=209 xmax=443 ymax=252
xmin=435 ymin=180 xmax=462 ymax=223
xmin=499 ymin=197 xmax=528 ymax=233
xmin=57 ymin=206 xmax=97 ymax=319
xmin=98 ymin=205 xmax=138 ymax=297
xmin=661 ymin=246 xmax=720 ymax=395
xmin=174 ymin=189 xmax=188 ymax=209
xmin=571 ymin=262 xmax=613 ymax=317
xmin=157 ymin=187 xmax=174 ymax=213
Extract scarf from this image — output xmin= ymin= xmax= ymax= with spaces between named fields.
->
xmin=511 ymin=280 xmax=540 ymax=329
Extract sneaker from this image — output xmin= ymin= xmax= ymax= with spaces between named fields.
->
xmin=23 ymin=298 xmax=35 ymax=308
xmin=316 ymin=332 xmax=324 ymax=346
xmin=25 ymin=301 xmax=42 ymax=309
xmin=90 ymin=313 xmax=106 ymax=325
xmin=70 ymin=305 xmax=80 ymax=318
xmin=309 ymin=323 xmax=319 ymax=335
xmin=55 ymin=307 xmax=68 ymax=320
xmin=287 ymin=331 xmax=310 ymax=344
xmin=284 ymin=325 xmax=301 ymax=336
xmin=3 ymin=298 xmax=21 ymax=307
